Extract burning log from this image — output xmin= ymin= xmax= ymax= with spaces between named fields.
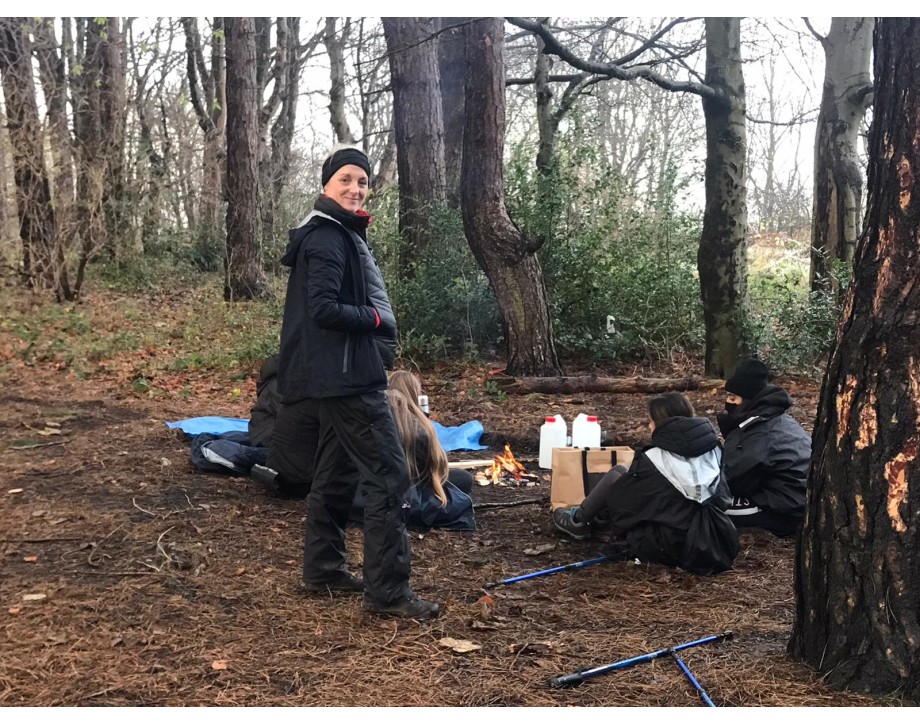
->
xmin=473 ymin=445 xmax=541 ymax=487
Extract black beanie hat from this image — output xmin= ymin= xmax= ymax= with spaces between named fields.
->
xmin=321 ymin=147 xmax=371 ymax=187
xmin=725 ymin=358 xmax=770 ymax=400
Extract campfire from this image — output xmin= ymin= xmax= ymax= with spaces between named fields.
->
xmin=475 ymin=444 xmax=540 ymax=487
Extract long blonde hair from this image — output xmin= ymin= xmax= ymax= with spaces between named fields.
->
xmin=386 ymin=388 xmax=448 ymax=507
xmin=388 ymin=370 xmax=422 ymax=403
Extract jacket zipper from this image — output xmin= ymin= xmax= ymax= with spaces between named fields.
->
xmin=342 ymin=334 xmax=350 ymax=374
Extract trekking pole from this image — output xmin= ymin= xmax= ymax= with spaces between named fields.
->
xmin=548 ymin=631 xmax=733 ymax=688
xmin=669 ymin=650 xmax=716 ymax=707
xmin=483 ymin=556 xmax=611 ymax=589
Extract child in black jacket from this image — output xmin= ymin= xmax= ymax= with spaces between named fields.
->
xmin=553 ymin=393 xmax=739 ymax=574
xmin=718 ymin=358 xmax=812 ymax=537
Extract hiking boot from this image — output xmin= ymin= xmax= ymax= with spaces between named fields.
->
xmin=553 ymin=507 xmax=591 ymax=540
xmin=303 ymin=571 xmax=365 ymax=594
xmin=251 ymin=464 xmax=280 ymax=492
xmin=365 ymin=593 xmax=442 ymax=620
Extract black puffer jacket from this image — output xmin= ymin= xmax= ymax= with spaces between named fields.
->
xmin=606 ymin=417 xmax=739 ymax=575
xmin=278 ymin=210 xmax=393 ymax=402
xmin=719 ymin=385 xmax=811 ymax=518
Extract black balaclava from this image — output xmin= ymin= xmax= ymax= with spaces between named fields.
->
xmin=718 ymin=358 xmax=770 ymax=437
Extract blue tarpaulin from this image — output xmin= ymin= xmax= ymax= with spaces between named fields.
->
xmin=167 ymin=416 xmax=488 ymax=452
xmin=431 ymin=420 xmax=488 ymax=452
xmin=166 ymin=417 xmax=249 ymax=437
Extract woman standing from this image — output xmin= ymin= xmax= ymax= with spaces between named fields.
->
xmin=277 ymin=145 xmax=439 ymax=619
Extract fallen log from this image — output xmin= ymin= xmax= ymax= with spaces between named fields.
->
xmin=495 ymin=375 xmax=725 ymax=395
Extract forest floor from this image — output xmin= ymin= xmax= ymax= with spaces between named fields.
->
xmin=0 ymin=280 xmax=903 ymax=708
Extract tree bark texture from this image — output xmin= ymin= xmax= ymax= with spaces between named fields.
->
xmin=32 ymin=19 xmax=76 ymax=257
xmin=461 ymin=18 xmax=562 ymax=377
xmin=0 ymin=17 xmax=67 ymax=299
xmin=790 ymin=19 xmax=920 ymax=700
xmin=265 ymin=17 xmax=301 ymax=245
xmin=223 ymin=17 xmax=268 ymax=301
xmin=182 ymin=17 xmax=226 ymax=235
xmin=382 ymin=17 xmax=447 ymax=275
xmin=495 ymin=375 xmax=725 ymax=395
xmin=72 ymin=17 xmax=109 ymax=293
xmin=436 ymin=17 xmax=469 ymax=208
xmin=697 ymin=18 xmax=749 ymax=378
xmin=534 ymin=41 xmax=559 ymax=179
xmin=99 ymin=18 xmax=128 ymax=258
xmin=324 ymin=17 xmax=355 ymax=144
xmin=809 ymin=18 xmax=873 ymax=293
xmin=0 ymin=106 xmax=11 ymax=243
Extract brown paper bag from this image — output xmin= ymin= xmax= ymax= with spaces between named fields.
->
xmin=550 ymin=446 xmax=635 ymax=511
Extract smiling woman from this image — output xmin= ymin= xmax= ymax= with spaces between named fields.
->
xmin=276 ymin=143 xmax=441 ymax=620
xmin=320 ymin=145 xmax=370 ymax=212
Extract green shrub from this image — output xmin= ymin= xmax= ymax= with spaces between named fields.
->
xmin=506 ymin=134 xmax=704 ymax=365
xmin=371 ymin=190 xmax=502 ymax=363
xmin=744 ymin=246 xmax=842 ymax=376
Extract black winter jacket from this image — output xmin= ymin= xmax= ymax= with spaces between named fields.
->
xmin=278 ymin=209 xmax=395 ymax=402
xmin=606 ymin=417 xmax=739 ymax=574
xmin=719 ymin=385 xmax=811 ymax=518
xmin=248 ymin=354 xmax=281 ymax=446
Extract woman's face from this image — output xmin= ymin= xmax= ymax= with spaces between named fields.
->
xmin=648 ymin=416 xmax=656 ymax=433
xmin=323 ymin=164 xmax=368 ymax=212
xmin=725 ymin=393 xmax=743 ymax=406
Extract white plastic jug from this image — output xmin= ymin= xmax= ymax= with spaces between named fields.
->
xmin=572 ymin=414 xmax=601 ymax=448
xmin=539 ymin=414 xmax=567 ymax=469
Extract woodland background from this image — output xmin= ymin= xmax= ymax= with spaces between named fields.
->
xmin=0 ymin=17 xmax=867 ymax=380
xmin=4 ymin=17 xmax=919 ymax=706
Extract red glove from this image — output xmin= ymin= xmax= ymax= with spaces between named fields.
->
xmin=373 ymin=308 xmax=381 ymax=329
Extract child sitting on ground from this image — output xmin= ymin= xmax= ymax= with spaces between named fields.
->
xmin=553 ymin=393 xmax=739 ymax=575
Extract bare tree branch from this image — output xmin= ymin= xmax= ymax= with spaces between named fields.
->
xmin=802 ymin=17 xmax=827 ymax=45
xmin=506 ymin=17 xmax=721 ymax=102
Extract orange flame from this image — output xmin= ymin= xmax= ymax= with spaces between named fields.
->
xmin=490 ymin=444 xmax=526 ymax=484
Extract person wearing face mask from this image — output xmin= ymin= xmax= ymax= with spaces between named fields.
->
xmin=277 ymin=145 xmax=440 ymax=620
xmin=718 ymin=358 xmax=812 ymax=537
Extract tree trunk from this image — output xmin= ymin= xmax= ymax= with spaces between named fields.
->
xmin=0 ymin=105 xmax=11 ymax=244
xmin=0 ymin=17 xmax=66 ymax=299
xmin=697 ymin=18 xmax=749 ymax=378
xmin=262 ymin=17 xmax=303 ymax=247
xmin=182 ymin=17 xmax=226 ymax=237
xmin=100 ymin=18 xmax=128 ymax=259
xmin=382 ymin=17 xmax=447 ymax=276
xmin=789 ymin=19 xmax=920 ymax=700
xmin=223 ymin=17 xmax=268 ymax=301
xmin=534 ymin=40 xmax=559 ymax=179
xmin=324 ymin=17 xmax=355 ymax=144
xmin=72 ymin=17 xmax=109 ymax=293
xmin=461 ymin=18 xmax=562 ymax=377
xmin=371 ymin=127 xmax=397 ymax=193
xmin=809 ymin=18 xmax=873 ymax=293
xmin=32 ymin=18 xmax=76 ymax=270
xmin=436 ymin=17 xmax=469 ymax=208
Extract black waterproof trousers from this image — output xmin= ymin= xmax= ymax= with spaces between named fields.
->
xmin=303 ymin=391 xmax=412 ymax=606
xmin=578 ymin=464 xmax=628 ymax=522
xmin=267 ymin=399 xmax=320 ymax=498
